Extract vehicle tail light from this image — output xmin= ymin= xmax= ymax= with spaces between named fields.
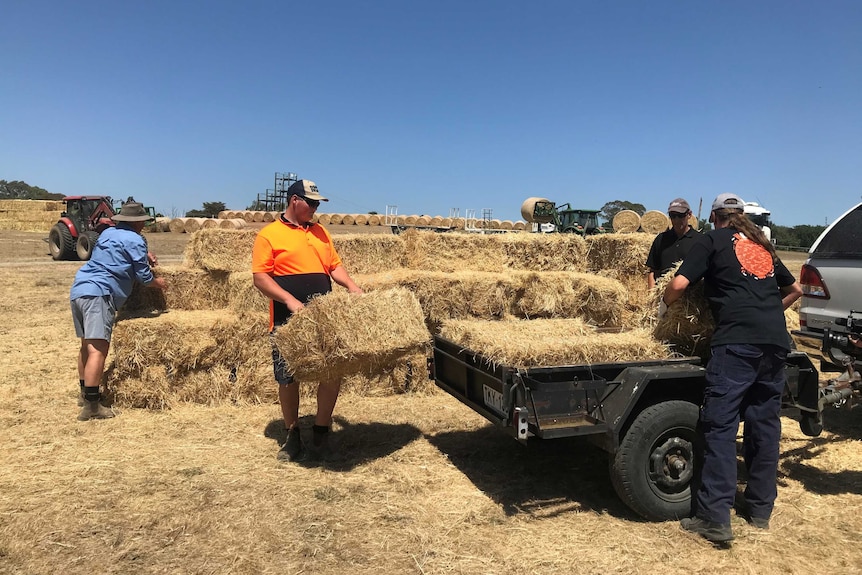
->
xmin=799 ymin=264 xmax=829 ymax=299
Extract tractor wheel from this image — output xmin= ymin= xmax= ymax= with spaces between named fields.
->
xmin=48 ymin=224 xmax=76 ymax=261
xmin=610 ymin=400 xmax=699 ymax=521
xmin=76 ymin=231 xmax=100 ymax=261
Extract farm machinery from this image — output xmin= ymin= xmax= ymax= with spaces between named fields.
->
xmin=47 ymin=196 xmax=155 ymax=261
xmin=521 ymin=197 xmax=607 ymax=235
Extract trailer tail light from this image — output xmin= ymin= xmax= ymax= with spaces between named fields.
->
xmin=799 ymin=264 xmax=830 ymax=299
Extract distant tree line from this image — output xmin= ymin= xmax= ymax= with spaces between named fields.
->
xmin=599 ymin=199 xmax=826 ymax=249
xmin=0 ymin=180 xmax=63 ymax=200
xmin=185 ymin=201 xmax=226 ymax=218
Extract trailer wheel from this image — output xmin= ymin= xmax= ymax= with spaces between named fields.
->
xmin=799 ymin=413 xmax=823 ymax=437
xmin=75 ymin=231 xmax=99 ymax=261
xmin=611 ymin=400 xmax=698 ymax=521
xmin=48 ymin=223 xmax=76 ymax=261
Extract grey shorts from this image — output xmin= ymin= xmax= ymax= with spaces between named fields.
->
xmin=71 ymin=296 xmax=116 ymax=341
xmin=270 ymin=329 xmax=295 ymax=385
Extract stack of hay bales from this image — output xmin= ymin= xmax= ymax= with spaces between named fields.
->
xmin=112 ymin=226 xmax=748 ymax=410
xmin=0 ymin=199 xmax=65 ymax=232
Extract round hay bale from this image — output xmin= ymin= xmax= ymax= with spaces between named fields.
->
xmin=263 ymin=211 xmax=276 ymax=222
xmin=368 ymin=214 xmax=381 ymax=226
xmin=499 ymin=220 xmax=514 ymax=230
xmin=416 ymin=215 xmax=431 ymax=226
xmin=513 ymin=220 xmax=527 ymax=231
xmin=404 ymin=215 xmax=419 ymax=225
xmin=200 ymin=218 xmax=219 ymax=229
xmin=184 ymin=217 xmax=206 ymax=233
xmin=612 ymin=210 xmax=641 ymax=233
xmin=429 ymin=216 xmax=443 ymax=227
xmin=218 ymin=218 xmax=247 ymax=229
xmin=252 ymin=211 xmax=265 ymax=223
xmin=451 ymin=217 xmax=466 ymax=229
xmin=521 ymin=197 xmax=552 ymax=223
xmin=440 ymin=217 xmax=452 ymax=228
xmin=218 ymin=210 xmax=231 ymax=219
xmin=329 ymin=214 xmax=344 ymax=225
xmin=342 ymin=214 xmax=356 ymax=225
xmin=317 ymin=213 xmax=331 ymax=225
xmin=155 ymin=217 xmax=171 ymax=232
xmin=640 ymin=210 xmax=670 ymax=234
xmin=353 ymin=214 xmax=368 ymax=225
xmin=241 ymin=211 xmax=255 ymax=223
xmin=168 ymin=218 xmax=187 ymax=234
xmin=489 ymin=219 xmax=502 ymax=229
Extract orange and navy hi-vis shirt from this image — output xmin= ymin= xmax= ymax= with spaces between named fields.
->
xmin=251 ymin=216 xmax=343 ymax=330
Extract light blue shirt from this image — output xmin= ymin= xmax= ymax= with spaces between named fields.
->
xmin=69 ymin=224 xmax=155 ymax=309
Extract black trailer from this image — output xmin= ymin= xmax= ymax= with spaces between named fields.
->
xmin=430 ymin=335 xmax=822 ymax=521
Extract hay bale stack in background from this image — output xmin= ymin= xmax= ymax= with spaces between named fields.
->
xmin=329 ymin=214 xmax=344 ymax=225
xmin=332 ymin=234 xmax=407 ymax=274
xmin=341 ymin=214 xmax=356 ymax=226
xmin=317 ymin=213 xmax=331 ymax=225
xmin=512 ymin=221 xmax=527 ymax=231
xmin=612 ymin=210 xmax=641 ymax=233
xmin=219 ymin=218 xmax=247 ymax=230
xmin=402 ymin=229 xmax=508 ymax=273
xmin=500 ymin=233 xmax=587 ymax=272
xmin=200 ymin=218 xmax=220 ymax=229
xmin=368 ymin=214 xmax=381 ymax=226
xmin=640 ymin=210 xmax=670 ymax=234
xmin=439 ymin=319 xmax=671 ymax=368
xmin=218 ymin=210 xmax=231 ymax=219
xmin=183 ymin=218 xmax=207 ymax=234
xmin=123 ymin=266 xmax=230 ymax=312
xmin=0 ymin=199 xmax=65 ymax=232
xmin=168 ymin=218 xmax=187 ymax=233
xmin=584 ymin=233 xmax=653 ymax=313
xmin=184 ymin=229 xmax=258 ymax=272
xmin=416 ymin=215 xmax=431 ymax=227
xmin=154 ymin=217 xmax=171 ymax=232
xmin=251 ymin=211 xmax=264 ymax=223
xmin=263 ymin=212 xmax=276 ymax=222
xmin=273 ymin=288 xmax=431 ymax=382
xmin=354 ymin=214 xmax=368 ymax=226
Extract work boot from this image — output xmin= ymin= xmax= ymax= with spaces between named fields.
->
xmin=309 ymin=425 xmax=335 ymax=462
xmin=277 ymin=427 xmax=305 ymax=462
xmin=77 ymin=400 xmax=116 ymax=421
xmin=680 ymin=516 xmax=734 ymax=544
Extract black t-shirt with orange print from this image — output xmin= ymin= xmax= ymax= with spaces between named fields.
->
xmin=676 ymin=227 xmax=795 ymax=349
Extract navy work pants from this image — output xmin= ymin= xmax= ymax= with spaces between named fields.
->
xmin=693 ymin=343 xmax=788 ymax=524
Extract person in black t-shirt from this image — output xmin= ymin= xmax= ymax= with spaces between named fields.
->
xmin=661 ymin=193 xmax=802 ymax=544
xmin=645 ymin=197 xmax=701 ymax=289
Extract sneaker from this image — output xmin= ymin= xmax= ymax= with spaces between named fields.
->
xmin=277 ymin=428 xmax=305 ymax=462
xmin=680 ymin=516 xmax=734 ymax=543
xmin=77 ymin=400 xmax=116 ymax=421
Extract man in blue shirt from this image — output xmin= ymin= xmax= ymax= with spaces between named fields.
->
xmin=70 ymin=201 xmax=167 ymax=421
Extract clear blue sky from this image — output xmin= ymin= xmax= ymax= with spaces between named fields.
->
xmin=2 ymin=0 xmax=860 ymax=226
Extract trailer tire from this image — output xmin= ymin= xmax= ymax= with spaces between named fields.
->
xmin=49 ymin=223 xmax=76 ymax=261
xmin=799 ymin=413 xmax=823 ymax=437
xmin=611 ymin=400 xmax=698 ymax=521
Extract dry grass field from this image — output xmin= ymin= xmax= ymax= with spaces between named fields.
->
xmin=1 ymin=229 xmax=860 ymax=575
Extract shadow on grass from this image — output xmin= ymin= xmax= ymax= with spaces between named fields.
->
xmin=425 ymin=425 xmax=635 ymax=520
xmin=264 ymin=415 xmax=423 ymax=472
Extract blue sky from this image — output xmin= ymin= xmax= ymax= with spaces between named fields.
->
xmin=2 ymin=1 xmax=860 ymax=226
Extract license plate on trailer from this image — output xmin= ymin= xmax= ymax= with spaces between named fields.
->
xmin=483 ymin=385 xmax=504 ymax=414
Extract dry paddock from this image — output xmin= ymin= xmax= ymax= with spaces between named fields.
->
xmin=0 ymin=229 xmax=861 ymax=575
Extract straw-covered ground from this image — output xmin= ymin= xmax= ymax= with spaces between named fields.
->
xmin=1 ymin=229 xmax=860 ymax=575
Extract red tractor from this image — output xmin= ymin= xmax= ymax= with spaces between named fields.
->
xmin=48 ymin=196 xmax=118 ymax=261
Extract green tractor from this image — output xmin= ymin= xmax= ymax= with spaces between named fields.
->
xmin=531 ymin=200 xmax=607 ymax=235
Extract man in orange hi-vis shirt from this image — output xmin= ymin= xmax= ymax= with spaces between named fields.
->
xmin=662 ymin=193 xmax=802 ymax=545
xmin=252 ymin=179 xmax=363 ymax=463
